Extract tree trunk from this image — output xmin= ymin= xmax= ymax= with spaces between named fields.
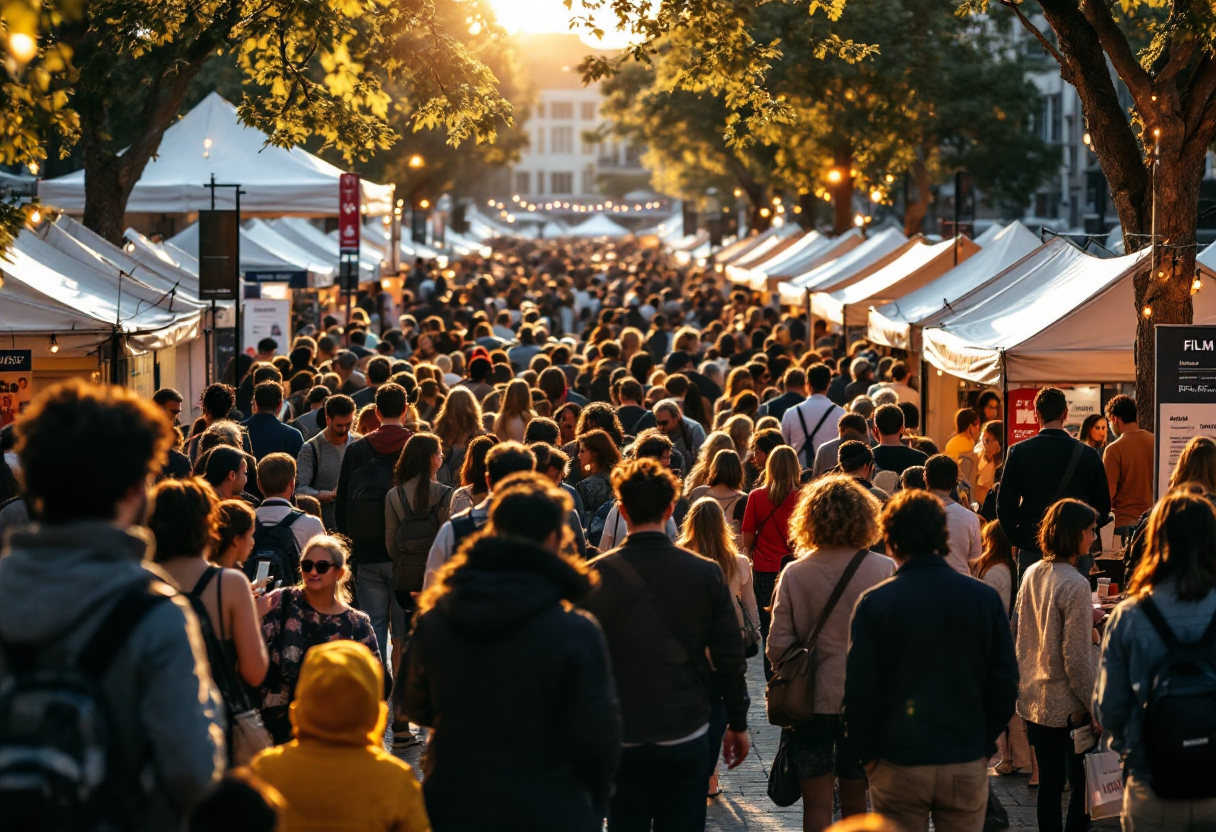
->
xmin=1129 ymin=152 xmax=1203 ymax=432
xmin=903 ymin=154 xmax=932 ymax=237
xmin=80 ymin=152 xmax=134 ymax=245
xmin=832 ymin=147 xmax=854 ymax=235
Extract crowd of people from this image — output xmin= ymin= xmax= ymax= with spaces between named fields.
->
xmin=0 ymin=236 xmax=1213 ymax=832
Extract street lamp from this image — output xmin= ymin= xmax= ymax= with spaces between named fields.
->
xmin=826 ymin=169 xmax=844 ymax=184
xmin=409 ymin=154 xmax=425 ymax=169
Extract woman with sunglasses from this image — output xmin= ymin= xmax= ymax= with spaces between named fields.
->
xmin=257 ymin=534 xmax=382 ymax=744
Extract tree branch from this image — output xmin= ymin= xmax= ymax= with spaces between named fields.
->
xmin=1183 ymin=53 xmax=1216 ymax=135
xmin=1077 ymin=0 xmax=1153 ymax=104
xmin=999 ymin=0 xmax=1067 ymax=72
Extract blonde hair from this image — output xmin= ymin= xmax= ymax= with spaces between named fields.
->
xmin=684 ymin=431 xmax=735 ymax=495
xmin=300 ymin=534 xmax=354 ymax=604
xmin=790 ymin=474 xmax=882 ymax=552
xmin=762 ymin=445 xmax=801 ymax=507
xmin=723 ymin=414 xmax=753 ymax=462
xmin=493 ymin=379 xmax=535 ymax=438
xmin=678 ymin=497 xmax=741 ymax=586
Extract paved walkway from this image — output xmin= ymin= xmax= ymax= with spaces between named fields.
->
xmin=708 ymin=658 xmax=1120 ymax=831
xmin=392 ymin=654 xmax=1119 ymax=831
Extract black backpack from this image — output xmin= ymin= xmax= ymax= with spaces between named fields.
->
xmin=0 ymin=581 xmax=174 ymax=831
xmin=345 ymin=449 xmax=398 ymax=557
xmin=245 ymin=510 xmax=305 ymax=586
xmin=390 ymin=484 xmax=452 ymax=599
xmin=1139 ymin=596 xmax=1216 ymax=799
xmin=587 ymin=498 xmax=616 ymax=549
xmin=450 ymin=508 xmax=488 ymax=549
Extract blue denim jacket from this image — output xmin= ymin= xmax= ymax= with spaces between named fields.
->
xmin=1094 ymin=582 xmax=1216 ymax=780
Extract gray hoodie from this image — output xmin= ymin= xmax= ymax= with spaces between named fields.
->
xmin=0 ymin=522 xmax=225 ymax=831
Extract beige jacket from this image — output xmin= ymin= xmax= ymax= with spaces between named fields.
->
xmin=766 ymin=547 xmax=895 ymax=714
xmin=1014 ymin=559 xmax=1098 ymax=727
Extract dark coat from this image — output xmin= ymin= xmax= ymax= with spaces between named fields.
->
xmin=996 ymin=428 xmax=1111 ymax=551
xmin=583 ymin=531 xmax=749 ymax=744
xmin=405 ymin=536 xmax=620 ymax=832
xmin=759 ymin=390 xmax=805 ymax=422
xmin=241 ymin=412 xmax=304 ymax=462
xmin=844 ymin=556 xmax=1018 ymax=766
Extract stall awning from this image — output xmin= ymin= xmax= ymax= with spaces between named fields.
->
xmin=39 ymin=92 xmax=393 ymax=216
xmin=777 ymin=228 xmax=911 ymax=306
xmin=749 ymin=231 xmax=865 ymax=292
xmin=867 ymin=221 xmax=1041 ymax=350
xmin=921 ymin=247 xmax=1162 ymax=386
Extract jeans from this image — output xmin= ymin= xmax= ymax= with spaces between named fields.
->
xmin=1027 ymin=721 xmax=1090 ymax=832
xmin=608 ymin=733 xmax=711 ymax=832
xmin=355 ymin=562 xmax=405 ymax=673
xmin=753 ymin=570 xmax=778 ymax=681
xmin=867 ymin=758 xmax=988 ymax=832
xmin=1124 ymin=775 xmax=1216 ymax=832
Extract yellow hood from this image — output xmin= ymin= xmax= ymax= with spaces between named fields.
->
xmin=289 ymin=641 xmax=387 ymax=746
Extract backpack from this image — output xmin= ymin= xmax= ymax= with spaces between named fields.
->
xmin=390 ymin=484 xmax=453 ymax=597
xmin=587 ymin=497 xmax=617 ymax=549
xmin=1138 ymin=596 xmax=1216 ymax=799
xmin=245 ymin=510 xmax=305 ymax=586
xmin=345 ymin=449 xmax=398 ymax=557
xmin=0 ymin=581 xmax=174 ymax=832
xmin=450 ymin=508 xmax=488 ymax=549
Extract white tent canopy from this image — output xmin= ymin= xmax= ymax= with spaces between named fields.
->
xmin=714 ymin=226 xmax=782 ymax=265
xmin=921 ymin=246 xmax=1176 ymax=385
xmin=727 ymin=231 xmax=820 ymax=285
xmin=168 ymin=220 xmax=335 ymax=287
xmin=813 ymin=236 xmax=982 ymax=327
xmin=867 ymin=221 xmax=1042 ymax=349
xmin=749 ymin=231 xmax=866 ymax=292
xmin=777 ymin=228 xmax=910 ymax=306
xmin=267 ymin=217 xmax=380 ymax=282
xmin=540 ymin=220 xmax=571 ymax=238
xmin=39 ymin=92 xmax=393 ymax=216
xmin=359 ymin=218 xmax=445 ymax=262
xmin=972 ymin=222 xmax=1006 ymax=246
xmin=569 ymin=213 xmax=631 ymax=238
xmin=0 ymin=231 xmax=201 ymax=356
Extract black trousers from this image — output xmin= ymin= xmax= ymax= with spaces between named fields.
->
xmin=753 ymin=569 xmax=779 ymax=681
xmin=1026 ymin=721 xmax=1090 ymax=832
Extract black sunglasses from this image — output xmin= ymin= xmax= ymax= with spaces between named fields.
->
xmin=301 ymin=559 xmax=336 ymax=575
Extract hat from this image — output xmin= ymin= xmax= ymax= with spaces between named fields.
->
xmin=837 ymin=440 xmax=874 ymax=473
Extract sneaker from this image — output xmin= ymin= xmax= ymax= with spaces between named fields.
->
xmin=392 ymin=731 xmax=423 ymax=754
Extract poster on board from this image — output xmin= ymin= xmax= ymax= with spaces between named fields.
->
xmin=242 ymin=300 xmax=292 ymax=357
xmin=1154 ymin=325 xmax=1216 ymax=497
xmin=1006 ymin=385 xmax=1101 ymax=446
xmin=0 ymin=350 xmax=33 ymax=428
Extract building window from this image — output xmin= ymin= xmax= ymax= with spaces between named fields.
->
xmin=536 ymin=172 xmax=544 ymax=195
xmin=552 ymin=126 xmax=573 ymax=154
xmin=551 ymin=172 xmax=574 ymax=194
xmin=581 ymin=101 xmax=598 ymax=120
xmin=515 ymin=171 xmax=530 ymax=194
xmin=551 ymin=101 xmax=573 ymax=119
xmin=581 ymin=167 xmax=595 ymax=194
xmin=1042 ymin=94 xmax=1062 ymax=144
xmin=535 ymin=128 xmax=544 ymax=155
xmin=581 ymin=138 xmax=596 ymax=156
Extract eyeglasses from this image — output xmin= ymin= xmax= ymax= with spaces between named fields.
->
xmin=301 ymin=560 xmax=335 ymax=575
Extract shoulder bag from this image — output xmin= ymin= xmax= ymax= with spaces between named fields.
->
xmin=765 ymin=549 xmax=868 ymax=727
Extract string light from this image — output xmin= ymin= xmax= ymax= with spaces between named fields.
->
xmin=1143 ymin=304 xmax=1153 ymax=318
xmin=49 ymin=333 xmax=59 ymax=353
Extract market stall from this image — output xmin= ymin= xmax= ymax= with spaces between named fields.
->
xmin=748 ymin=230 xmax=866 ymax=293
xmin=777 ymin=228 xmax=911 ymax=307
xmin=812 ymin=236 xmax=982 ymax=328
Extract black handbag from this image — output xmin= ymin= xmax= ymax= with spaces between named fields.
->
xmin=767 ymin=731 xmax=802 ymax=807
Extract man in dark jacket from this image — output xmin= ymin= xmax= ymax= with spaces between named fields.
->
xmin=844 ymin=489 xmax=1018 ymax=832
xmin=997 ymin=386 xmax=1110 ymax=581
xmin=336 ymin=384 xmax=413 ymax=686
xmin=241 ymin=381 xmax=304 ymax=462
xmin=584 ymin=459 xmax=750 ymax=832
xmin=405 ymin=474 xmax=621 ymax=831
xmin=758 ymin=367 xmax=806 ymax=422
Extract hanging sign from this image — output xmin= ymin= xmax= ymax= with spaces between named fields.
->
xmin=339 ymin=173 xmax=361 ymax=255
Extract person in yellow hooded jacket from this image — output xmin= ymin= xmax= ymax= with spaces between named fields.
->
xmin=251 ymin=640 xmax=431 ymax=832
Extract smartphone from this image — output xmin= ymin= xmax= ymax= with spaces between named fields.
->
xmin=254 ymin=561 xmax=271 ymax=585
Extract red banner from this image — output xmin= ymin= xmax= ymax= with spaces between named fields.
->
xmin=338 ymin=173 xmax=361 ymax=254
xmin=1007 ymin=387 xmax=1040 ymax=446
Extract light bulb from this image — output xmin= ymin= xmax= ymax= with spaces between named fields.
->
xmin=1143 ymin=305 xmax=1153 ymax=318
xmin=50 ymin=334 xmax=59 ymax=353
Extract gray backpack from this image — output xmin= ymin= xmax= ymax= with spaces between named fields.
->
xmin=390 ymin=484 xmax=452 ymax=599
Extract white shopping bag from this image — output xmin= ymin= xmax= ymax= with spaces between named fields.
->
xmin=1085 ymin=747 xmax=1124 ymax=820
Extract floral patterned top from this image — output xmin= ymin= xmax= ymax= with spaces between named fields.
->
xmin=575 ymin=471 xmax=614 ymax=525
xmin=258 ymin=587 xmax=381 ymax=709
